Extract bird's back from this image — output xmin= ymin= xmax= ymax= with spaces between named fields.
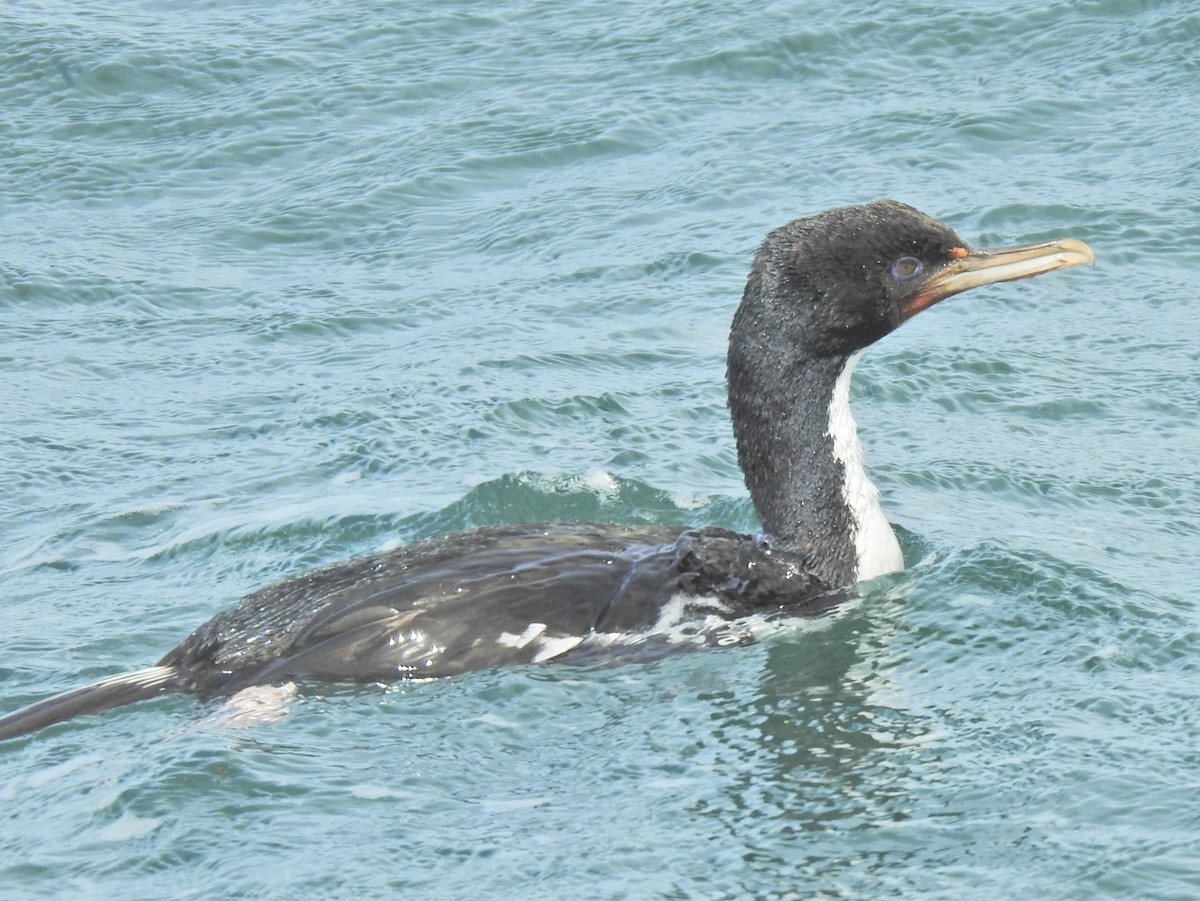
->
xmin=160 ymin=521 xmax=835 ymax=695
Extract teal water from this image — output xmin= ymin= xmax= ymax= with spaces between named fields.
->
xmin=2 ymin=0 xmax=1198 ymax=897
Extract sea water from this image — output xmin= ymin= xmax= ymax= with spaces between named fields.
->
xmin=2 ymin=1 xmax=1197 ymax=897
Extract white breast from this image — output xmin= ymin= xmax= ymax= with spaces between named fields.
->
xmin=826 ymin=352 xmax=905 ymax=582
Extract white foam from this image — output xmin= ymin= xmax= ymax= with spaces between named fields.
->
xmin=205 ymin=682 xmax=298 ymax=729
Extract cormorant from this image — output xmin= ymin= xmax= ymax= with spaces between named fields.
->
xmin=0 ymin=201 xmax=1094 ymax=740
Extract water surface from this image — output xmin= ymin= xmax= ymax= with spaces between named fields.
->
xmin=2 ymin=1 xmax=1198 ymax=897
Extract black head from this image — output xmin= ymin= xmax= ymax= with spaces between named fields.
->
xmin=726 ymin=201 xmax=1093 ymax=571
xmin=732 ymin=199 xmax=1094 ymax=361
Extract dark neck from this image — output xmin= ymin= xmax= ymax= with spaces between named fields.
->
xmin=726 ymin=343 xmax=860 ymax=588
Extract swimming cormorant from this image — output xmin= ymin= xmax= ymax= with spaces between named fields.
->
xmin=0 ymin=201 xmax=1094 ymax=740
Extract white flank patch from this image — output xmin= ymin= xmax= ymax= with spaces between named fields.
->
xmin=530 ymin=634 xmax=584 ymax=663
xmin=497 ymin=622 xmax=548 ymax=649
xmin=496 ymin=624 xmax=582 ymax=662
xmin=577 ymin=592 xmax=802 ymax=654
xmin=827 ymin=352 xmax=904 ymax=582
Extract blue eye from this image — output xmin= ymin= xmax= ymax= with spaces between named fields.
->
xmin=890 ymin=256 xmax=923 ymax=280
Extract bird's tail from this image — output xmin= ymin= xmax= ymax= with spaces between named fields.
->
xmin=0 ymin=665 xmax=183 ymax=741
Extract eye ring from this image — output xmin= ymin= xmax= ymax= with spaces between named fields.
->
xmin=889 ymin=256 xmax=923 ymax=280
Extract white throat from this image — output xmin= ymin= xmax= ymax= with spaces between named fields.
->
xmin=826 ymin=352 xmax=905 ymax=582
